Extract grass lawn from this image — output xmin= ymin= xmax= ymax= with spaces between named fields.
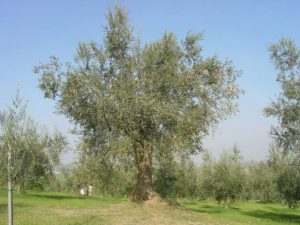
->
xmin=0 ymin=189 xmax=127 ymax=225
xmin=181 ymin=199 xmax=300 ymax=225
xmin=1 ymin=189 xmax=299 ymax=225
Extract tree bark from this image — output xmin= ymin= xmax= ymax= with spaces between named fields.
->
xmin=130 ymin=143 xmax=154 ymax=202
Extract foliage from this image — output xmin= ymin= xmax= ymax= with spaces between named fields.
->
xmin=66 ymin=151 xmax=135 ymax=196
xmin=155 ymin=157 xmax=200 ymax=199
xmin=0 ymin=93 xmax=67 ymax=191
xmin=153 ymin=152 xmax=178 ymax=198
xmin=246 ymin=160 xmax=279 ymax=202
xmin=34 ymin=5 xmax=242 ymax=201
xmin=265 ymin=38 xmax=300 ymax=157
xmin=199 ymin=150 xmax=215 ymax=199
xmin=174 ymin=159 xmax=200 ymax=199
xmin=265 ymin=38 xmax=300 ymax=207
xmin=209 ymin=146 xmax=245 ymax=208
xmin=268 ymin=145 xmax=300 ymax=208
xmin=277 ymin=162 xmax=300 ymax=208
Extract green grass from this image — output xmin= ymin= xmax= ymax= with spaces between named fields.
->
xmin=181 ymin=199 xmax=300 ymax=225
xmin=0 ymin=188 xmax=126 ymax=225
xmin=1 ymin=188 xmax=300 ymax=224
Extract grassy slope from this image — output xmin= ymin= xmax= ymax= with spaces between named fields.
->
xmin=0 ymin=189 xmax=299 ymax=225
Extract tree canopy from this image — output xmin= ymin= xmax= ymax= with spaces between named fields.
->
xmin=34 ymin=5 xmax=242 ymax=201
xmin=265 ymin=38 xmax=300 ymax=157
xmin=265 ymin=38 xmax=300 ymax=207
xmin=0 ymin=93 xmax=67 ymax=190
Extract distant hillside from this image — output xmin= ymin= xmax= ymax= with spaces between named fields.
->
xmin=54 ymin=162 xmax=76 ymax=181
xmin=55 ymin=162 xmax=76 ymax=172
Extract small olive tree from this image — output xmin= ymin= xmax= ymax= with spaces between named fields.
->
xmin=212 ymin=146 xmax=245 ymax=208
xmin=0 ymin=93 xmax=67 ymax=191
xmin=268 ymin=145 xmax=300 ymax=208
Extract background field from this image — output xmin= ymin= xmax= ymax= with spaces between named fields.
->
xmin=0 ymin=189 xmax=299 ymax=225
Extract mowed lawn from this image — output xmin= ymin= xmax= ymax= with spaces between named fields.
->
xmin=181 ymin=200 xmax=300 ymax=225
xmin=0 ymin=189 xmax=299 ymax=225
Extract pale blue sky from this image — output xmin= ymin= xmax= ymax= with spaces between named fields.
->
xmin=1 ymin=0 xmax=299 ymax=163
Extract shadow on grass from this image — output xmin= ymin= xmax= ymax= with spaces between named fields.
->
xmin=229 ymin=206 xmax=241 ymax=211
xmin=184 ymin=201 xmax=243 ymax=214
xmin=26 ymin=193 xmax=99 ymax=200
xmin=255 ymin=200 xmax=276 ymax=204
xmin=183 ymin=201 xmax=300 ymax=224
xmin=0 ymin=203 xmax=5 ymax=212
xmin=242 ymin=210 xmax=300 ymax=224
xmin=184 ymin=203 xmax=224 ymax=214
xmin=0 ymin=203 xmax=31 ymax=213
xmin=265 ymin=205 xmax=288 ymax=213
xmin=25 ymin=192 xmax=126 ymax=204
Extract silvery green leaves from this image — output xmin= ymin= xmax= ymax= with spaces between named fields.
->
xmin=0 ymin=93 xmax=67 ymax=190
xmin=34 ymin=5 xmax=242 ymax=200
xmin=265 ymin=39 xmax=300 ymax=156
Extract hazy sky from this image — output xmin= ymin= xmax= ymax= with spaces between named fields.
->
xmin=1 ymin=0 xmax=300 ymax=163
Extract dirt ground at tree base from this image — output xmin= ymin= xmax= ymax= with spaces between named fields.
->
xmin=53 ymin=199 xmax=226 ymax=225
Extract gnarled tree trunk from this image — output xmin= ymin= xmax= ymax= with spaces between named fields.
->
xmin=130 ymin=143 xmax=155 ymax=202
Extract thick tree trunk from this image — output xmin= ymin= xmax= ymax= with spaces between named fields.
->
xmin=130 ymin=144 xmax=155 ymax=202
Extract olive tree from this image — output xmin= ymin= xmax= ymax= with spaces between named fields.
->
xmin=34 ymin=5 xmax=242 ymax=201
xmin=265 ymin=38 xmax=300 ymax=206
xmin=265 ymin=38 xmax=300 ymax=156
xmin=212 ymin=146 xmax=245 ymax=208
xmin=268 ymin=144 xmax=300 ymax=208
xmin=0 ymin=93 xmax=67 ymax=191
xmin=68 ymin=151 xmax=135 ymax=196
xmin=246 ymin=161 xmax=279 ymax=202
xmin=199 ymin=150 xmax=215 ymax=199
